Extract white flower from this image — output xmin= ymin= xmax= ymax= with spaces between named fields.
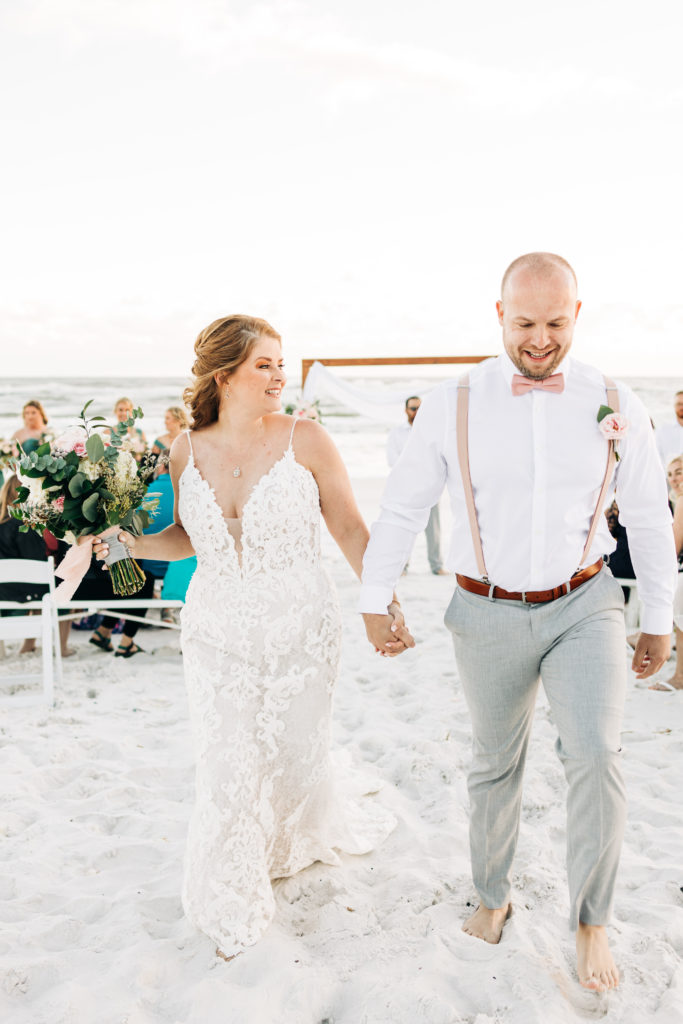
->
xmin=78 ymin=457 xmax=103 ymax=482
xmin=19 ymin=472 xmax=49 ymax=505
xmin=114 ymin=450 xmax=138 ymax=487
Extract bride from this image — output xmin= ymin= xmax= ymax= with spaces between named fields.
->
xmin=94 ymin=315 xmax=413 ymax=958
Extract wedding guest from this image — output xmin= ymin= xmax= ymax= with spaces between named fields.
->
xmin=72 ymin=556 xmax=155 ymax=658
xmin=0 ymin=474 xmax=73 ymax=656
xmin=666 ymin=454 xmax=683 ymax=503
xmin=650 ymin=456 xmax=683 ymax=691
xmin=387 ymin=397 xmax=447 ymax=575
xmin=111 ymin=397 xmax=147 ymax=454
xmin=604 ymin=500 xmax=635 ymax=601
xmin=11 ymin=400 xmax=51 ymax=453
xmin=655 ymin=391 xmax=683 ymax=468
xmin=152 ymin=407 xmax=190 ymax=465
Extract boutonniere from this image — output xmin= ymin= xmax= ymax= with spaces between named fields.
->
xmin=597 ymin=405 xmax=629 ymax=461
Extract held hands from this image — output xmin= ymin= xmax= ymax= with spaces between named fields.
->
xmin=631 ymin=632 xmax=671 ymax=679
xmin=362 ymin=601 xmax=416 ymax=658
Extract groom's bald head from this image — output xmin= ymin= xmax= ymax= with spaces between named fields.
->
xmin=501 ymin=252 xmax=577 ymax=301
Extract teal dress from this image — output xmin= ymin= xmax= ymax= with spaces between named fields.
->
xmin=141 ymin=474 xmax=196 ymax=599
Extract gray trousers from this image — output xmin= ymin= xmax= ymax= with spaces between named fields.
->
xmin=444 ymin=569 xmax=626 ymax=930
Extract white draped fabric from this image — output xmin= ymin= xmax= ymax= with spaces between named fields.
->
xmin=301 ymin=361 xmax=429 ymax=424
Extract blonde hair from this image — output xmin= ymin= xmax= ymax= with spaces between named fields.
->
xmin=114 ymin=397 xmax=134 ymax=411
xmin=23 ymin=399 xmax=48 ymax=425
xmin=183 ymin=315 xmax=282 ymax=429
xmin=166 ymin=406 xmax=190 ymax=430
xmin=0 ymin=474 xmax=20 ymax=525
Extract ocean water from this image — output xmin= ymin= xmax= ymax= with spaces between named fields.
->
xmin=1 ymin=372 xmax=679 ymax=480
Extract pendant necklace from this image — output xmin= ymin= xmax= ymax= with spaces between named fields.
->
xmin=230 ymin=426 xmax=264 ymax=479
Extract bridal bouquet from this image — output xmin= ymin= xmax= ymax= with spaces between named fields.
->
xmin=10 ymin=401 xmax=159 ymax=597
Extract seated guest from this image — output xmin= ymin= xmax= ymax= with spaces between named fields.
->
xmin=649 ymin=456 xmax=683 ymax=691
xmin=0 ymin=474 xmax=72 ymax=656
xmin=667 ymin=454 xmax=683 ymax=504
xmin=11 ymin=399 xmax=51 ymax=453
xmin=605 ymin=500 xmax=635 ymax=602
xmin=68 ymin=553 xmax=156 ymax=658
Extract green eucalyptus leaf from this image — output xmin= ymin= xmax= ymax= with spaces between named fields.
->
xmin=68 ymin=472 xmax=88 ymax=496
xmin=80 ymin=400 xmax=94 ymax=417
xmin=86 ymin=433 xmax=105 ymax=463
xmin=36 ymin=442 xmax=51 ymax=456
xmin=81 ymin=493 xmax=100 ymax=522
xmin=597 ymin=405 xmax=614 ymax=423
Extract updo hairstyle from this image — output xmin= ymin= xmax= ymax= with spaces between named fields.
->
xmin=183 ymin=315 xmax=281 ymax=429
xmin=166 ymin=406 xmax=190 ymax=430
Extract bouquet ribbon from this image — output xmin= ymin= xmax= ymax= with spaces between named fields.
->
xmin=54 ymin=526 xmax=124 ymax=601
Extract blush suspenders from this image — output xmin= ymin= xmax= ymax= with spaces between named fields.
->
xmin=455 ymin=374 xmax=620 ymax=585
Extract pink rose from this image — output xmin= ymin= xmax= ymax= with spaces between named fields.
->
xmin=73 ymin=440 xmax=87 ymax=456
xmin=52 ymin=495 xmax=65 ymax=512
xmin=598 ymin=412 xmax=629 ymax=440
xmin=54 ymin=428 xmax=88 ymax=454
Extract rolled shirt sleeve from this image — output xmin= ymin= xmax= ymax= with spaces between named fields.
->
xmin=360 ymin=388 xmax=449 ymax=613
xmin=614 ymin=386 xmax=678 ymax=635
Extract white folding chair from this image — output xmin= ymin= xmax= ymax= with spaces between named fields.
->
xmin=0 ymin=556 xmax=62 ymax=707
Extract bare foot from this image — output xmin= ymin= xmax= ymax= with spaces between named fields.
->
xmin=576 ymin=923 xmax=619 ymax=991
xmin=649 ymin=674 xmax=683 ymax=692
xmin=61 ymin=647 xmax=76 ymax=658
xmin=462 ymin=903 xmax=512 ymax=944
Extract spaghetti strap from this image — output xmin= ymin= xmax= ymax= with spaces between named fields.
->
xmin=185 ymin=428 xmax=194 ymax=458
xmin=288 ymin=416 xmax=298 ymax=449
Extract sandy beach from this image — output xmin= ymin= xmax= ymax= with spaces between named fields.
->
xmin=1 ymin=479 xmax=682 ymax=1024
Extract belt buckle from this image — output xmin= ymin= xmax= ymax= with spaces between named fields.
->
xmin=521 ymin=590 xmax=528 ymax=604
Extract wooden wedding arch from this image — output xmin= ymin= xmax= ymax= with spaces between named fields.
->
xmin=301 ymin=355 xmax=494 ymax=387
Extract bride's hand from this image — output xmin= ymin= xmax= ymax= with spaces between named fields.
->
xmin=388 ymin=601 xmax=415 ymax=651
xmin=92 ymin=531 xmax=136 ymax=561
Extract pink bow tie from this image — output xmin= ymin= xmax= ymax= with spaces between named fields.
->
xmin=511 ymin=372 xmax=565 ymax=396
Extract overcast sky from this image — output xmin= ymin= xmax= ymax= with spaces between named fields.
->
xmin=2 ymin=0 xmax=682 ymax=378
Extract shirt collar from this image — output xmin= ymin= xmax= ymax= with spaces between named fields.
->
xmin=498 ymin=350 xmax=573 ymax=388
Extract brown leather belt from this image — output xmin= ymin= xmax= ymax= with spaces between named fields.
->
xmin=455 ymin=559 xmax=603 ymax=604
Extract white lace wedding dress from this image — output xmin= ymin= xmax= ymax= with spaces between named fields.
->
xmin=178 ymin=423 xmax=395 ymax=955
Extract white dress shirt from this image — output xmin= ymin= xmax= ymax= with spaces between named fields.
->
xmin=386 ymin=422 xmax=411 ymax=468
xmin=360 ymin=352 xmax=677 ymax=634
xmin=656 ymin=421 xmax=683 ymax=469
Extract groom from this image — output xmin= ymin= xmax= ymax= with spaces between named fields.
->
xmin=360 ymin=253 xmax=677 ymax=992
